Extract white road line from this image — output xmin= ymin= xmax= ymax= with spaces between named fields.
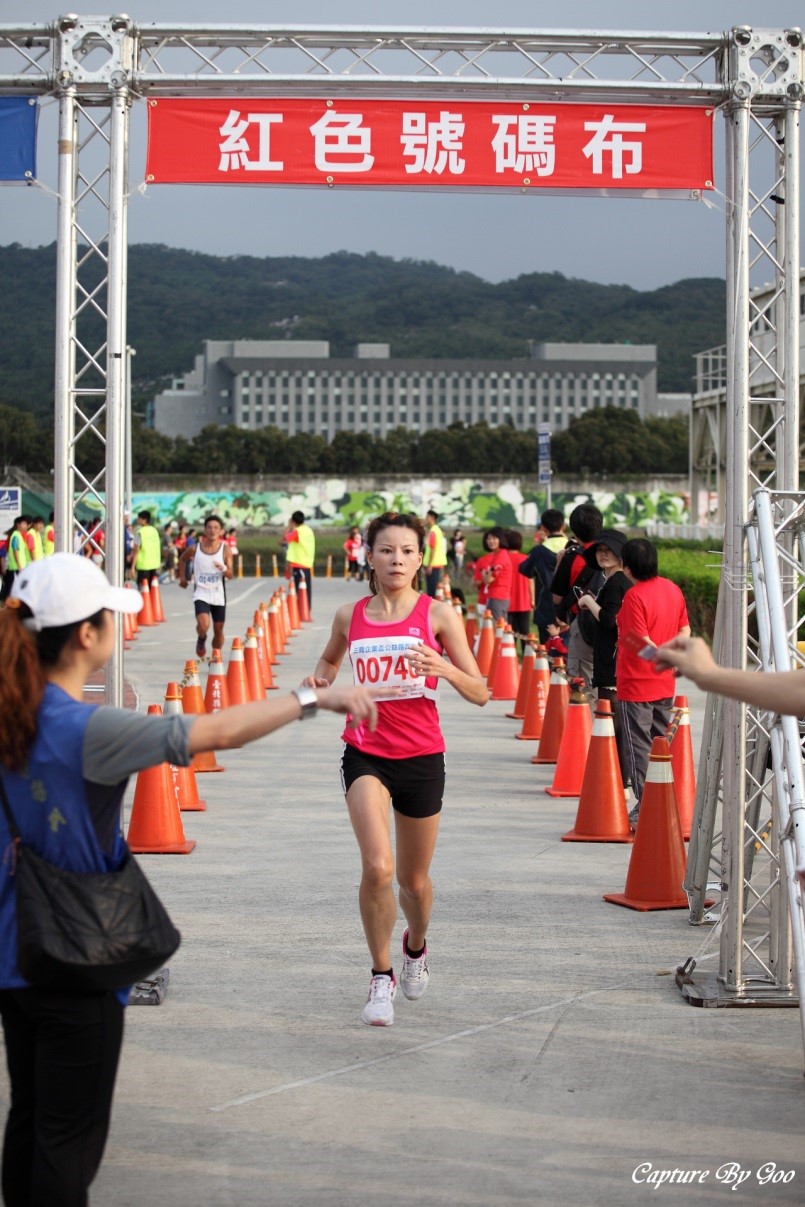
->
xmin=226 ymin=583 xmax=267 ymax=606
xmin=209 ymin=988 xmax=604 ymax=1111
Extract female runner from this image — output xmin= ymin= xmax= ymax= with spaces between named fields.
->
xmin=305 ymin=512 xmax=488 ymax=1027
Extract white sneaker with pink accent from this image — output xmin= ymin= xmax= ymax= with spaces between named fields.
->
xmin=361 ymin=974 xmax=397 ymax=1026
xmin=400 ymin=929 xmax=430 ymax=1001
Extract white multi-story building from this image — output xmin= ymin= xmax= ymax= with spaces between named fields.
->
xmin=150 ymin=339 xmax=663 ymax=441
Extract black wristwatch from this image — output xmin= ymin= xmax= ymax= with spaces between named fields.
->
xmin=292 ymin=685 xmax=318 ymax=719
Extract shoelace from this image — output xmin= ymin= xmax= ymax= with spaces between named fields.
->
xmin=368 ymin=976 xmax=393 ymax=1002
xmin=403 ymin=955 xmax=427 ymax=981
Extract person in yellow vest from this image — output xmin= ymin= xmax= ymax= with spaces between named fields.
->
xmin=1 ymin=517 xmax=29 ymax=602
xmin=29 ymin=516 xmax=46 ymax=561
xmin=133 ymin=510 xmax=161 ymax=586
xmin=43 ymin=512 xmax=55 ymax=557
xmin=283 ymin=510 xmax=315 ymax=607
xmin=422 ymin=509 xmax=447 ymax=598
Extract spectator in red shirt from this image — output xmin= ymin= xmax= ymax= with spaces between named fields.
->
xmin=505 ymin=530 xmax=533 ymax=648
xmin=616 ymin=538 xmax=690 ymax=829
xmin=473 ymin=527 xmax=512 ymax=622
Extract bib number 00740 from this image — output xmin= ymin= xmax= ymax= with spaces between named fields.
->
xmin=354 ymin=653 xmax=421 ymax=685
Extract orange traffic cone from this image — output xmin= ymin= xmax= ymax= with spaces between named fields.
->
xmin=124 ymin=583 xmax=139 ymax=637
xmin=150 ymin=574 xmax=166 ymax=623
xmin=465 ymin=607 xmax=478 ymax=650
xmin=516 ymin=648 xmax=550 ymax=740
xmin=279 ymin=588 xmax=292 ymax=643
xmin=485 ymin=617 xmax=507 ymax=689
xmin=287 ymin=581 xmax=301 ymax=631
xmin=297 ymin=575 xmax=311 ymax=622
xmin=507 ymin=643 xmax=535 ymax=719
xmin=123 ymin=608 xmax=134 ymax=648
xmin=183 ymin=660 xmax=224 ymax=773
xmin=138 ymin=578 xmax=154 ymax=626
xmin=475 ymin=611 xmax=495 ymax=677
xmin=243 ymin=628 xmax=265 ymax=702
xmin=562 ymin=700 xmax=633 ymax=842
xmin=181 ymin=661 xmax=206 ymax=715
xmin=226 ymin=637 xmax=251 ymax=706
xmin=260 ymin=601 xmax=277 ymax=664
xmin=490 ymin=628 xmax=520 ymax=702
xmin=127 ymin=704 xmax=196 ymax=853
xmin=603 ymin=736 xmax=689 ymax=910
xmin=163 ymin=683 xmax=206 ymax=811
xmin=204 ymin=648 xmax=230 ymax=713
xmin=253 ymin=611 xmax=277 ymax=690
xmin=668 ymin=695 xmax=696 ymax=840
xmin=268 ymin=599 xmax=285 ymax=659
xmin=545 ymin=680 xmax=593 ymax=796
xmin=531 ymin=660 xmax=570 ymax=764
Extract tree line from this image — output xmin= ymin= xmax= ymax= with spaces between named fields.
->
xmin=0 ymin=243 xmax=726 ymax=418
xmin=0 ymin=404 xmax=688 ymax=478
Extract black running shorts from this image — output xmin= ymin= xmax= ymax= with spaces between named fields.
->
xmin=194 ymin=600 xmax=226 ymax=623
xmin=340 ymin=745 xmax=446 ymax=818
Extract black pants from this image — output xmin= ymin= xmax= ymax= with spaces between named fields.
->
xmin=291 ymin=565 xmax=312 ymax=607
xmin=0 ymin=988 xmax=124 ymax=1207
xmin=0 ymin=571 xmax=17 ymax=604
xmin=425 ymin=567 xmax=443 ymax=597
xmin=597 ymin=686 xmax=628 ymax=786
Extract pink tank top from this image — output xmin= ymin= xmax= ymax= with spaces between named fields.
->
xmin=342 ymin=594 xmax=445 ymax=759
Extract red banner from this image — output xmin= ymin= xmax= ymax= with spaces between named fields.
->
xmin=146 ymin=98 xmax=713 ymax=192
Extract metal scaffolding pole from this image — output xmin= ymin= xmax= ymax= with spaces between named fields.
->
xmin=52 ymin=87 xmax=77 ymax=554
xmin=721 ymin=95 xmax=751 ymax=995
xmin=103 ymin=86 xmax=130 ymax=709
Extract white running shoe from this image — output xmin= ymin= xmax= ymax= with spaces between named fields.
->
xmin=361 ymin=974 xmax=397 ymax=1026
xmin=400 ymin=929 xmax=430 ymax=1001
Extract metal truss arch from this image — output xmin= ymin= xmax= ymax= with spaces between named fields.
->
xmin=0 ymin=16 xmax=804 ymax=1057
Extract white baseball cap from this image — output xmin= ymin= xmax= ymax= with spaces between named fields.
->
xmin=11 ymin=553 xmax=143 ymax=631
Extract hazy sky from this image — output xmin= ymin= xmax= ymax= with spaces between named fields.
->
xmin=1 ymin=1 xmax=803 ymax=289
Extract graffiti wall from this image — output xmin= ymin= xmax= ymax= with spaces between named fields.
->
xmin=124 ymin=477 xmax=690 ymax=531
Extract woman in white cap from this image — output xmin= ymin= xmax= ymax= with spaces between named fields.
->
xmin=0 ymin=553 xmax=381 ymax=1207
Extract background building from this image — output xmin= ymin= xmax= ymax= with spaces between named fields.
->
xmin=691 ymin=271 xmax=805 ymax=523
xmin=150 ymin=340 xmax=673 ymax=441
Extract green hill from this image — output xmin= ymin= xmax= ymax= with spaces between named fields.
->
xmin=0 ymin=243 xmax=725 ymax=414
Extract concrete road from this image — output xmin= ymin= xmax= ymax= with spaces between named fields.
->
xmin=29 ymin=577 xmax=805 ymax=1206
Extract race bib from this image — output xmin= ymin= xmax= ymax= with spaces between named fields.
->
xmin=197 ymin=570 xmax=220 ymax=587
xmin=349 ymin=635 xmax=437 ymax=700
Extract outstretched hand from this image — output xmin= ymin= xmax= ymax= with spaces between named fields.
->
xmin=320 ymin=685 xmax=401 ymax=730
xmin=299 ymin=677 xmax=399 ymax=730
xmin=654 ymin=635 xmax=715 ymax=683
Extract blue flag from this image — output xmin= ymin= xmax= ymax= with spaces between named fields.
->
xmin=0 ymin=97 xmax=37 ymax=182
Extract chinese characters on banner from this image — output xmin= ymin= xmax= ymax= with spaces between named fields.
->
xmin=145 ymin=99 xmax=714 ymax=192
